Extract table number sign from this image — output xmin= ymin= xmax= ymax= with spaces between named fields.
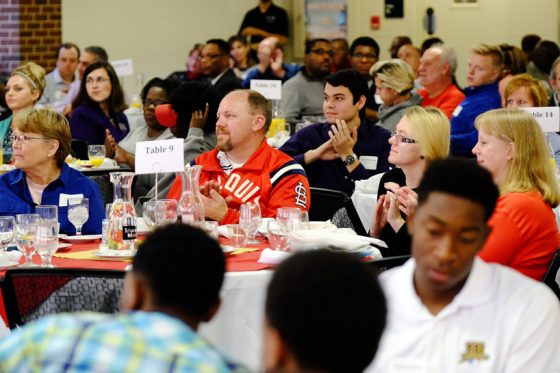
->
xmin=250 ymin=79 xmax=282 ymax=100
xmin=135 ymin=138 xmax=184 ymax=175
xmin=521 ymin=107 xmax=560 ymax=133
xmin=111 ymin=59 xmax=134 ymax=77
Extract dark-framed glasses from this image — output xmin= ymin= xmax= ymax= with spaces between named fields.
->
xmin=391 ymin=131 xmax=416 ymax=144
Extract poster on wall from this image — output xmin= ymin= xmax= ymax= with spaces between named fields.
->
xmin=305 ymin=0 xmax=348 ymax=40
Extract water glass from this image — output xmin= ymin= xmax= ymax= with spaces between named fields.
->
xmin=15 ymin=214 xmax=39 ymax=267
xmin=155 ymin=199 xmax=178 ymax=226
xmin=105 ymin=203 xmax=113 ymax=219
xmin=35 ymin=220 xmax=58 ymax=267
xmin=142 ymin=201 xmax=157 ymax=230
xmin=88 ymin=145 xmax=105 ymax=168
xmin=299 ymin=210 xmax=310 ymax=230
xmin=267 ymin=220 xmax=290 ymax=251
xmin=239 ymin=203 xmax=261 ymax=244
xmin=0 ymin=217 xmax=15 ymax=264
xmin=227 ymin=224 xmax=246 ymax=248
xmin=276 ymin=207 xmax=301 ymax=231
xmin=68 ymin=197 xmax=89 ymax=236
xmin=36 ymin=205 xmax=58 ymax=221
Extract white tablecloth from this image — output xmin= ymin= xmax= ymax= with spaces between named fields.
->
xmin=199 ymin=270 xmax=273 ymax=371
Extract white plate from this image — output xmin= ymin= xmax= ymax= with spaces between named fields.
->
xmin=92 ymin=249 xmax=135 ymax=259
xmin=0 ymin=261 xmax=19 ymax=270
xmin=57 ymin=243 xmax=72 ymax=251
xmin=59 ymin=234 xmax=102 ymax=243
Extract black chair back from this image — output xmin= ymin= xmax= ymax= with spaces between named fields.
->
xmin=1 ymin=268 xmax=125 ymax=329
xmin=543 ymin=248 xmax=560 ymax=300
xmin=71 ymin=139 xmax=89 ymax=160
xmin=370 ymin=255 xmax=410 ymax=272
xmin=309 ymin=187 xmax=367 ymax=236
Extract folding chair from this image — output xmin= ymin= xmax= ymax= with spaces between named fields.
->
xmin=309 ymin=187 xmax=367 ymax=236
xmin=543 ymin=248 xmax=560 ymax=300
xmin=71 ymin=139 xmax=89 ymax=160
xmin=1 ymin=268 xmax=125 ymax=329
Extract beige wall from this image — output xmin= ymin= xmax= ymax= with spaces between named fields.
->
xmin=63 ymin=0 xmax=558 ymax=99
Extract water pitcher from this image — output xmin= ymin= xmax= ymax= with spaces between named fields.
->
xmin=108 ymin=172 xmax=137 ymax=250
xmin=178 ymin=165 xmax=205 ymax=225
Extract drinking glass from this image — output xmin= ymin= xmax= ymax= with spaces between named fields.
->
xmin=198 ymin=221 xmax=219 ymax=240
xmin=155 ymin=199 xmax=178 ymax=226
xmin=36 ymin=205 xmax=58 ymax=221
xmin=0 ymin=217 xmax=15 ymax=261
xmin=68 ymin=197 xmax=89 ymax=236
xmin=299 ymin=210 xmax=310 ymax=230
xmin=267 ymin=220 xmax=290 ymax=251
xmin=15 ymin=214 xmax=39 ymax=267
xmin=35 ymin=220 xmax=58 ymax=268
xmin=88 ymin=145 xmax=105 ymax=168
xmin=142 ymin=201 xmax=157 ymax=230
xmin=227 ymin=224 xmax=246 ymax=248
xmin=239 ymin=203 xmax=261 ymax=244
xmin=276 ymin=207 xmax=301 ymax=231
xmin=105 ymin=203 xmax=112 ymax=219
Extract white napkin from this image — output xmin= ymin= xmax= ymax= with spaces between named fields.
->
xmin=288 ymin=230 xmax=387 ymax=252
xmin=258 ymin=248 xmax=292 ymax=265
xmin=0 ymin=251 xmax=22 ymax=266
xmin=101 ymin=158 xmax=117 ymax=168
xmin=217 ymin=225 xmax=230 ymax=238
xmin=354 ymin=172 xmax=386 ymax=193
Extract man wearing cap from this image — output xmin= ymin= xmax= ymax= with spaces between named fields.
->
xmin=167 ymin=89 xmax=310 ymax=224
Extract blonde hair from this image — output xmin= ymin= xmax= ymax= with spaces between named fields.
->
xmin=471 ymin=44 xmax=504 ymax=70
xmin=405 ymin=106 xmax=450 ymax=162
xmin=369 ymin=59 xmax=415 ymax=94
xmin=12 ymin=108 xmax=71 ymax=166
xmin=475 ymin=109 xmax=560 ymax=207
xmin=504 ymin=73 xmax=548 ymax=107
xmin=11 ymin=62 xmax=47 ymax=100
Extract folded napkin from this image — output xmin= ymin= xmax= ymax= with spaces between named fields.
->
xmin=288 ymin=230 xmax=387 ymax=252
xmin=258 ymin=248 xmax=292 ymax=265
xmin=54 ymin=249 xmax=132 ymax=262
xmin=354 ymin=172 xmax=386 ymax=193
xmin=0 ymin=250 xmax=22 ymax=266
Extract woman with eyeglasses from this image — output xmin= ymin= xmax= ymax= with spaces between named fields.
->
xmin=0 ymin=108 xmax=103 ymax=234
xmin=370 ymin=106 xmax=450 ymax=256
xmin=1 ymin=62 xmax=46 ymax=163
xmin=105 ymin=78 xmax=179 ymax=169
xmin=370 ymin=59 xmax=422 ymax=132
xmin=69 ymin=61 xmax=129 ymax=145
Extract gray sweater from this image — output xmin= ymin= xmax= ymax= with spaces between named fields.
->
xmin=375 ymin=93 xmax=422 ymax=132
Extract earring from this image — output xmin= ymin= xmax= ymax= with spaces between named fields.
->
xmin=420 ymin=155 xmax=425 ymax=160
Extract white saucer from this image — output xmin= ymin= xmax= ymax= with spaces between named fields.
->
xmin=59 ymin=234 xmax=102 ymax=243
xmin=92 ymin=249 xmax=135 ymax=259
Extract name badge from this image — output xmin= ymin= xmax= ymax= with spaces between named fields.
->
xmin=452 ymin=105 xmax=463 ymax=117
xmin=59 ymin=193 xmax=84 ymax=207
xmin=360 ymin=156 xmax=378 ymax=170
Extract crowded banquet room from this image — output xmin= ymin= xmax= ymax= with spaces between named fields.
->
xmin=0 ymin=0 xmax=559 ymax=371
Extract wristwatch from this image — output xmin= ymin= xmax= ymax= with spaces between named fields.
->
xmin=343 ymin=153 xmax=357 ymax=166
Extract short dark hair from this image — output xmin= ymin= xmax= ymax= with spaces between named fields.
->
xmin=305 ymin=38 xmax=331 ymax=54
xmin=56 ymin=42 xmax=80 ymax=59
xmin=205 ymin=38 xmax=230 ymax=55
xmin=133 ymin=223 xmax=225 ymax=317
xmin=169 ymin=80 xmax=221 ymax=135
xmin=349 ymin=36 xmax=380 ymax=58
xmin=84 ymin=46 xmax=109 ymax=62
xmin=72 ymin=61 xmax=127 ymax=113
xmin=246 ymin=89 xmax=272 ymax=132
xmin=266 ymin=250 xmax=387 ymax=373
xmin=417 ymin=158 xmax=499 ymax=221
xmin=326 ymin=69 xmax=369 ymax=118
xmin=531 ymin=40 xmax=560 ymax=75
xmin=140 ymin=77 xmax=179 ymax=103
xmin=421 ymin=37 xmax=444 ymax=54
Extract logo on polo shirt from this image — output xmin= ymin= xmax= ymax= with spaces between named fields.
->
xmin=460 ymin=342 xmax=489 ymax=363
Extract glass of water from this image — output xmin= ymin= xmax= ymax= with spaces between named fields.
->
xmin=35 ymin=220 xmax=58 ymax=268
xmin=267 ymin=219 xmax=290 ymax=251
xmin=0 ymin=217 xmax=15 ymax=260
xmin=239 ymin=203 xmax=261 ymax=244
xmin=15 ymin=214 xmax=39 ymax=267
xmin=68 ymin=198 xmax=89 ymax=236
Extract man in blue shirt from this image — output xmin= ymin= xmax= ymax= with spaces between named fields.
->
xmin=0 ymin=224 xmax=246 ymax=372
xmin=450 ymin=44 xmax=503 ymax=157
xmin=280 ymin=69 xmax=391 ymax=195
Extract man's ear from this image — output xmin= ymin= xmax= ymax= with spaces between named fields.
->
xmin=356 ymin=95 xmax=367 ymax=111
xmin=263 ymin=320 xmax=299 ymax=372
xmin=201 ymin=298 xmax=221 ymax=323
xmin=253 ymin=114 xmax=266 ymax=132
xmin=119 ymin=272 xmax=147 ymax=312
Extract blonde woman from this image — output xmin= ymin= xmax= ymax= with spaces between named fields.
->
xmin=371 ymin=106 xmax=450 ymax=256
xmin=370 ymin=59 xmax=422 ymax=132
xmin=1 ymin=62 xmax=46 ymax=163
xmin=473 ymin=108 xmax=560 ymax=280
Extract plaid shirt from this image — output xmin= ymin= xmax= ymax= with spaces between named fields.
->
xmin=0 ymin=311 xmax=247 ymax=373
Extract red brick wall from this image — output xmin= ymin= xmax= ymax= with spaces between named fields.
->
xmin=0 ymin=0 xmax=61 ymax=77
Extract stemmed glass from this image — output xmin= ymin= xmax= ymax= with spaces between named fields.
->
xmin=88 ymin=145 xmax=105 ymax=168
xmin=68 ymin=197 xmax=89 ymax=236
xmin=15 ymin=214 xmax=39 ymax=267
xmin=239 ymin=203 xmax=262 ymax=244
xmin=0 ymin=217 xmax=15 ymax=262
xmin=35 ymin=205 xmax=58 ymax=268
xmin=142 ymin=201 xmax=156 ymax=230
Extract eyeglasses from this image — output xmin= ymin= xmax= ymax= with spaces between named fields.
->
xmin=143 ymin=99 xmax=167 ymax=108
xmin=9 ymin=135 xmax=51 ymax=144
xmin=85 ymin=77 xmax=110 ymax=85
xmin=198 ymin=53 xmax=225 ymax=61
xmin=311 ymin=48 xmax=335 ymax=57
xmin=391 ymin=131 xmax=416 ymax=144
xmin=352 ymin=53 xmax=377 ymax=60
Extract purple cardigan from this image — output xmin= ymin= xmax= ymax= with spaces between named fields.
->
xmin=69 ymin=104 xmax=130 ymax=145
